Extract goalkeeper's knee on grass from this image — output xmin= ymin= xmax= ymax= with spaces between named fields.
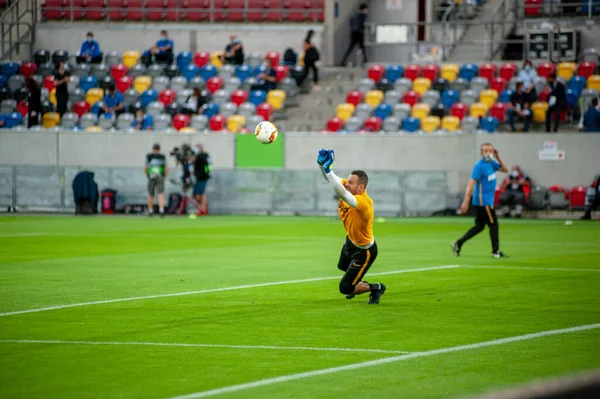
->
xmin=339 ymin=281 xmax=355 ymax=295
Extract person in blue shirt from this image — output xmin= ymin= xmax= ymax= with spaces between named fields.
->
xmin=99 ymin=83 xmax=124 ymax=117
xmin=252 ymin=58 xmax=277 ymax=92
xmin=452 ymin=143 xmax=510 ymax=258
xmin=583 ymin=98 xmax=600 ymax=133
xmin=0 ymin=114 xmax=5 ymax=128
xmin=77 ymin=32 xmax=103 ymax=64
xmin=133 ymin=109 xmax=153 ymax=131
xmin=150 ymin=30 xmax=174 ymax=65
xmin=517 ymin=59 xmax=538 ymax=103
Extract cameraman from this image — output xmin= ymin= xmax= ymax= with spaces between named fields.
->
xmin=499 ymin=165 xmax=531 ymax=218
xmin=581 ymin=174 xmax=600 ymax=220
xmin=145 ymin=143 xmax=168 ymax=216
xmin=192 ymin=144 xmax=211 ymax=215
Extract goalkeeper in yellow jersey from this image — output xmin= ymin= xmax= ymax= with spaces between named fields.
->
xmin=317 ymin=149 xmax=386 ymax=304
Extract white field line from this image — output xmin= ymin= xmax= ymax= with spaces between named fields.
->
xmin=165 ymin=323 xmax=600 ymax=399
xmin=0 ymin=265 xmax=459 ymax=317
xmin=462 ymin=265 xmax=600 ymax=273
xmin=0 ymin=340 xmax=412 ymax=355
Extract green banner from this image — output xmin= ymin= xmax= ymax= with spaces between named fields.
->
xmin=235 ymin=133 xmax=284 ymax=168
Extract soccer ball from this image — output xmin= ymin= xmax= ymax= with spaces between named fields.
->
xmin=255 ymin=121 xmax=278 ymax=144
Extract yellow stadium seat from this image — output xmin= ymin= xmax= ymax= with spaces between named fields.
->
xmin=470 ymin=102 xmax=489 ymax=118
xmin=49 ymin=88 xmax=57 ymax=106
xmin=227 ymin=115 xmax=246 ymax=132
xmin=531 ymin=101 xmax=549 ymax=123
xmin=211 ymin=51 xmax=224 ymax=69
xmin=122 ymin=50 xmax=140 ymax=69
xmin=133 ymin=76 xmax=152 ymax=93
xmin=85 ymin=88 xmax=104 ymax=106
xmin=587 ymin=75 xmax=600 ymax=91
xmin=85 ymin=125 xmax=103 ymax=132
xmin=412 ymin=77 xmax=432 ymax=96
xmin=441 ymin=115 xmax=461 ymax=131
xmin=299 ymin=53 xmax=305 ymax=67
xmin=267 ymin=90 xmax=286 ymax=110
xmin=42 ymin=112 xmax=60 ymax=129
xmin=479 ymin=89 xmax=498 ymax=109
xmin=364 ymin=90 xmax=384 ymax=108
xmin=411 ymin=103 xmax=431 ymax=121
xmin=336 ymin=103 xmax=355 ymax=121
xmin=441 ymin=64 xmax=459 ymax=82
xmin=179 ymin=127 xmax=197 ymax=134
xmin=557 ymin=62 xmax=576 ymax=81
xmin=422 ymin=116 xmax=441 ymax=133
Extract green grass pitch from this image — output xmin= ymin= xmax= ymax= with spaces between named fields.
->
xmin=0 ymin=215 xmax=599 ymax=399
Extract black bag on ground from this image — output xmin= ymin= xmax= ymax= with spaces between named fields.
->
xmin=167 ymin=192 xmax=183 ymax=214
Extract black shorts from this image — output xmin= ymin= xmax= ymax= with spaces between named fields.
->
xmin=474 ymin=205 xmax=498 ymax=227
xmin=337 ymin=237 xmax=378 ymax=289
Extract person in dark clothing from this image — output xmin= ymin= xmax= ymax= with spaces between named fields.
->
xmin=25 ymin=78 xmax=42 ymax=128
xmin=581 ymin=174 xmax=600 ymax=220
xmin=507 ymin=82 xmax=532 ymax=132
xmin=499 ymin=165 xmax=531 ymax=218
xmin=252 ymin=58 xmax=277 ymax=92
xmin=182 ymin=88 xmax=207 ymax=115
xmin=583 ymin=98 xmax=600 ymax=133
xmin=296 ymin=30 xmax=320 ymax=87
xmin=193 ymin=144 xmax=211 ymax=215
xmin=545 ymin=73 xmax=567 ymax=132
xmin=54 ymin=60 xmax=70 ymax=117
xmin=341 ymin=3 xmax=368 ymax=67
xmin=221 ymin=35 xmax=244 ymax=65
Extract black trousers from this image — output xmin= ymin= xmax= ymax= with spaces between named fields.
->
xmin=499 ymin=191 xmax=525 ymax=208
xmin=341 ymin=31 xmax=367 ymax=65
xmin=337 ymin=237 xmax=378 ymax=295
xmin=457 ymin=206 xmax=500 ymax=253
xmin=296 ymin=61 xmax=319 ymax=85
xmin=28 ymin=111 xmax=40 ymax=128
xmin=56 ymin=92 xmax=69 ymax=116
xmin=546 ymin=104 xmax=563 ymax=132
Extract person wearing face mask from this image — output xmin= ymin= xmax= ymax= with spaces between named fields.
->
xmin=499 ymin=165 xmax=531 ymax=218
xmin=77 ymin=32 xmax=103 ymax=64
xmin=545 ymin=73 xmax=567 ymax=132
xmin=452 ymin=143 xmax=510 ymax=259
xmin=133 ymin=109 xmax=153 ymax=131
xmin=192 ymin=144 xmax=211 ymax=215
xmin=150 ymin=30 xmax=174 ymax=65
xmin=517 ymin=60 xmax=538 ymax=103
xmin=221 ymin=35 xmax=244 ymax=66
xmin=340 ymin=3 xmax=368 ymax=67
xmin=583 ymin=98 xmax=600 ymax=133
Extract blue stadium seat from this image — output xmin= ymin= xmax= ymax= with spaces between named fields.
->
xmin=4 ymin=112 xmax=23 ymax=128
xmin=253 ymin=64 xmax=267 ymax=77
xmin=1 ymin=62 xmax=20 ymax=79
xmin=373 ymin=103 xmax=392 ymax=120
xmin=80 ymin=76 xmax=99 ymax=93
xmin=0 ymin=76 xmax=6 ymax=89
xmin=441 ymin=90 xmax=460 ymax=109
xmin=480 ymin=116 xmax=499 ymax=133
xmin=581 ymin=0 xmax=598 ymax=14
xmin=567 ymin=76 xmax=586 ymax=97
xmin=249 ymin=89 xmax=267 ymax=106
xmin=176 ymin=51 xmax=193 ymax=70
xmin=182 ymin=64 xmax=200 ymax=81
xmin=401 ymin=116 xmax=420 ymax=132
xmin=385 ymin=65 xmax=404 ymax=83
xmin=91 ymin=101 xmax=104 ymax=115
xmin=566 ymin=89 xmax=579 ymax=108
xmin=499 ymin=89 xmax=513 ymax=104
xmin=459 ymin=63 xmax=478 ymax=82
xmin=199 ymin=64 xmax=218 ymax=81
xmin=202 ymin=102 xmax=219 ymax=118
xmin=236 ymin=64 xmax=252 ymax=82
xmin=140 ymin=89 xmax=158 ymax=108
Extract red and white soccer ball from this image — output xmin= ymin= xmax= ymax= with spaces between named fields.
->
xmin=255 ymin=121 xmax=279 ymax=144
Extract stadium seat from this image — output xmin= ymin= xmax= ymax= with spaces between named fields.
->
xmin=548 ymin=185 xmax=569 ymax=209
xmin=225 ymin=114 xmax=245 ymax=132
xmin=158 ymin=89 xmax=176 ymax=106
xmin=557 ymin=62 xmax=576 ymax=81
xmin=524 ymin=0 xmax=542 ymax=16
xmin=490 ymin=102 xmax=507 ymax=122
xmin=490 ymin=77 xmax=507 ymax=93
xmin=421 ymin=90 xmax=440 ymax=108
xmin=230 ymin=90 xmax=249 ymax=107
xmin=83 ymin=88 xmax=103 ymax=106
xmin=42 ymin=112 xmax=60 ymax=128
xmin=60 ymin=112 xmax=79 ymax=129
xmin=441 ymin=90 xmax=459 ymax=109
xmin=0 ymin=99 xmax=17 ymax=114
xmin=211 ymin=89 xmax=229 ymax=107
xmin=355 ymin=103 xmax=372 ymax=120
xmin=411 ymin=103 xmax=430 ymax=121
xmin=265 ymin=51 xmax=280 ymax=67
xmin=569 ymin=186 xmax=587 ymax=209
xmin=363 ymin=116 xmax=382 ymax=132
xmin=458 ymin=63 xmax=478 ymax=82
xmin=382 ymin=116 xmax=400 ymax=133
xmin=256 ymin=102 xmax=273 ymax=120
xmin=247 ymin=0 xmax=266 ymax=21
xmin=422 ymin=64 xmax=439 ymax=81
xmin=450 ymin=77 xmax=469 ymax=93
xmin=266 ymin=90 xmax=285 ymax=110
xmin=115 ymin=76 xmax=133 ymax=93
xmin=192 ymin=52 xmax=210 ymax=69
xmin=326 ymin=116 xmax=343 ymax=132
xmin=439 ymin=64 xmax=458 ymax=83
xmin=346 ymin=90 xmax=363 ymax=107
xmin=177 ymin=51 xmax=193 ymax=71
xmin=247 ymin=90 xmax=266 ymax=108
xmin=412 ymin=78 xmax=431 ymax=96
xmin=498 ymin=88 xmax=512 ymax=104
xmin=421 ymin=116 xmax=440 ymax=133
xmin=392 ymin=103 xmax=411 ymax=120
xmin=204 ymin=76 xmax=222 ymax=94
xmin=531 ymin=101 xmax=548 ymax=123
xmin=367 ymin=65 xmax=385 ymax=82
xmin=460 ymin=90 xmax=478 ymax=107
xmin=86 ymin=0 xmax=106 ymax=20
xmin=432 ymin=77 xmax=449 ymax=93
xmin=470 ymin=102 xmax=489 ymax=118
xmin=499 ymin=63 xmax=518 ymax=81
xmin=206 ymin=114 xmax=224 ymax=131
xmin=537 ymin=62 xmax=555 ymax=79
xmin=164 ymin=0 xmax=183 ymax=21
xmin=373 ymin=103 xmax=392 ymax=120
xmin=7 ymin=75 xmax=25 ymax=92
xmin=566 ymin=89 xmax=579 ymax=108
xmin=133 ymin=76 xmax=152 ymax=93
xmin=538 ymin=86 xmax=551 ymax=102
xmin=385 ymin=65 xmax=404 ymax=83
xmin=72 ymin=100 xmax=91 ymax=117
xmin=122 ymin=51 xmax=140 ymax=68
xmin=235 ymin=64 xmax=252 ymax=82
xmin=125 ymin=0 xmax=143 ymax=20
xmin=479 ymin=89 xmax=498 ymax=109
xmin=404 ymin=64 xmax=421 ymax=81
xmin=1 ymin=62 xmax=20 ymax=79
xmin=581 ymin=0 xmax=599 ymax=15
xmin=450 ymin=102 xmax=468 ymax=120
xmin=274 ymin=65 xmax=289 ymax=83
xmin=470 ymin=77 xmax=489 ymax=95
xmin=186 ymin=0 xmax=207 ymax=21
xmin=383 ymin=90 xmax=400 ymax=107
xmin=171 ymin=113 xmax=190 ymax=130
xmin=441 ymin=115 xmax=460 ymax=131
xmin=365 ymin=90 xmax=384 ymax=108
xmin=401 ymin=116 xmax=420 ymax=132
xmin=42 ymin=0 xmax=65 ymax=19
xmin=587 ymin=75 xmax=600 ymax=91
xmin=336 ymin=103 xmax=355 ymax=121
xmin=402 ymin=90 xmax=420 ymax=107
xmin=110 ymin=64 xmax=128 ymax=80
xmin=566 ymin=76 xmax=585 ymax=98
xmin=49 ymin=88 xmax=57 ymax=106
xmin=198 ymin=65 xmax=217 ymax=82
xmin=107 ymin=0 xmax=125 ymax=20
xmin=64 ymin=0 xmax=85 ymax=20
xmin=3 ymin=112 xmax=23 ymax=128
xmin=478 ymin=63 xmax=497 ymax=81
xmin=181 ymin=64 xmax=200 ymax=82
xmin=577 ymin=62 xmax=597 ymax=79
xmin=480 ymin=116 xmax=499 ymax=133
xmin=17 ymin=100 xmax=28 ymax=116
xmin=19 ymin=63 xmax=37 ymax=79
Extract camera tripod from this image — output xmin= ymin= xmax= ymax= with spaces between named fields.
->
xmin=169 ymin=177 xmax=206 ymax=216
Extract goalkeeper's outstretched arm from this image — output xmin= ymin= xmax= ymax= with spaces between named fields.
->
xmin=324 ymin=169 xmax=357 ymax=208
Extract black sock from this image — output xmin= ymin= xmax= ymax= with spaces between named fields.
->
xmin=369 ymin=283 xmax=381 ymax=291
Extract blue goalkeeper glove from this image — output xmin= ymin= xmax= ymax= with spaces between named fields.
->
xmin=323 ymin=150 xmax=335 ymax=174
xmin=317 ymin=148 xmax=329 ymax=166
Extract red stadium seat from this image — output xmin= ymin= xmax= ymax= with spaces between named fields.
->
xmin=248 ymin=0 xmax=267 ymax=21
xmin=145 ymin=0 xmax=164 ymax=21
xmin=227 ymin=0 xmax=246 ymax=21
xmin=346 ymin=90 xmax=363 ymax=106
xmin=569 ymin=186 xmax=587 ymax=209
xmin=367 ymin=64 xmax=385 ymax=82
xmin=549 ymin=185 xmax=570 ymax=203
xmin=577 ymin=62 xmax=597 ymax=79
xmin=363 ymin=116 xmax=382 ymax=132
xmin=274 ymin=65 xmax=289 ymax=82
xmin=326 ymin=116 xmax=343 ymax=132
xmin=490 ymin=77 xmax=507 ymax=93
xmin=111 ymin=64 xmax=128 ymax=80
xmin=265 ymin=51 xmax=280 ymax=67
xmin=315 ymin=0 xmax=324 ymax=21
xmin=404 ymin=64 xmax=421 ymax=81
xmin=537 ymin=62 xmax=555 ymax=79
xmin=43 ymin=0 xmax=65 ymax=19
xmin=107 ymin=0 xmax=125 ymax=20
xmin=186 ymin=0 xmax=207 ymax=21
xmin=209 ymin=114 xmax=226 ymax=131
xmin=538 ymin=86 xmax=551 ymax=102
xmin=286 ymin=0 xmax=309 ymax=22
xmin=490 ymin=102 xmax=507 ymax=122
xmin=73 ymin=100 xmax=91 ymax=117
xmin=499 ymin=63 xmax=518 ymax=81
xmin=65 ymin=0 xmax=85 ymax=20
xmin=116 ymin=76 xmax=133 ymax=93
xmin=206 ymin=77 xmax=223 ymax=94
xmin=422 ymin=64 xmax=440 ymax=81
xmin=17 ymin=100 xmax=29 ymax=117
xmin=194 ymin=51 xmax=210 ymax=68
xmin=173 ymin=113 xmax=191 ymax=130
xmin=159 ymin=89 xmax=176 ymax=106
xmin=210 ymin=0 xmax=227 ymax=21
xmin=230 ymin=90 xmax=249 ymax=106
xmin=402 ymin=90 xmax=420 ymax=107
xmin=257 ymin=102 xmax=273 ymax=121
xmin=20 ymin=63 xmax=38 ymax=79
xmin=494 ymin=186 xmax=505 ymax=206
xmin=165 ymin=0 xmax=183 ymax=20
xmin=524 ymin=0 xmax=542 ymax=16
xmin=125 ymin=0 xmax=143 ymax=20
xmin=43 ymin=75 xmax=55 ymax=91
xmin=450 ymin=102 xmax=468 ymax=120
xmin=265 ymin=0 xmax=282 ymax=21
xmin=86 ymin=0 xmax=105 ymax=20
xmin=479 ymin=63 xmax=497 ymax=81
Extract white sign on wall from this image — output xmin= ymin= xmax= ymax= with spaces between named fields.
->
xmin=538 ymin=140 xmax=565 ymax=161
xmin=386 ymin=0 xmax=403 ymax=10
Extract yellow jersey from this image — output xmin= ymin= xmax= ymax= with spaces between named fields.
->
xmin=338 ymin=179 xmax=374 ymax=247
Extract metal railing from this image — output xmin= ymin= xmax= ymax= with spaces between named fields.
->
xmin=1 ymin=0 xmax=37 ymax=60
xmin=517 ymin=0 xmax=599 ymax=20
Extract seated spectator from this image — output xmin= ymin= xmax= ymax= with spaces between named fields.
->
xmin=507 ymin=82 xmax=532 ymax=132
xmin=583 ymin=98 xmax=600 ymax=133
xmin=133 ymin=109 xmax=153 ymax=131
xmin=221 ymin=35 xmax=244 ymax=66
xmin=144 ymin=30 xmax=174 ymax=66
xmin=0 ymin=114 xmax=5 ymax=128
xmin=581 ymin=174 xmax=600 ymax=220
xmin=545 ymin=73 xmax=567 ymax=133
xmin=99 ymin=83 xmax=125 ymax=117
xmin=499 ymin=165 xmax=531 ymax=218
xmin=77 ymin=31 xmax=103 ymax=64
xmin=182 ymin=88 xmax=207 ymax=115
xmin=252 ymin=58 xmax=277 ymax=92
xmin=518 ymin=59 xmax=538 ymax=103
xmin=26 ymin=78 xmax=42 ymax=128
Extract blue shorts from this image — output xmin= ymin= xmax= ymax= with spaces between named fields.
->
xmin=193 ymin=180 xmax=208 ymax=195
